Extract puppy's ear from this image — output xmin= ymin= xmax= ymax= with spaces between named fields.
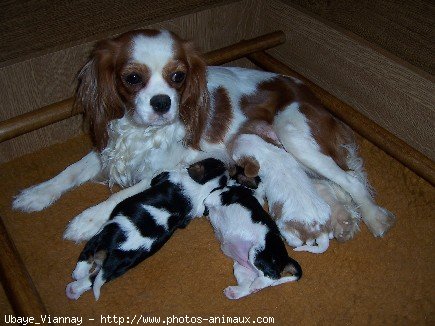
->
xmin=74 ymin=39 xmax=124 ymax=150
xmin=151 ymin=172 xmax=170 ymax=186
xmin=187 ymin=163 xmax=206 ymax=184
xmin=244 ymin=162 xmax=260 ymax=178
xmin=237 ymin=156 xmax=260 ymax=178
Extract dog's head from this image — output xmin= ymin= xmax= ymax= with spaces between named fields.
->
xmin=75 ymin=29 xmax=208 ymax=150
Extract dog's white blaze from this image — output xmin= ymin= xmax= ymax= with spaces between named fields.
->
xmin=142 ymin=204 xmax=171 ymax=229
xmin=132 ymin=31 xmax=179 ymax=126
xmin=112 ymin=215 xmax=155 ymax=251
xmin=132 ymin=31 xmax=174 ymax=69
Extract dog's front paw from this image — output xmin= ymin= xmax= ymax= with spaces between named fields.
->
xmin=63 ymin=202 xmax=113 ymax=242
xmin=364 ymin=206 xmax=395 ymax=237
xmin=12 ymin=183 xmax=60 ymax=212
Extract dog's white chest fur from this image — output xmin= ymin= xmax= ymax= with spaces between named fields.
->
xmin=101 ymin=117 xmax=197 ymax=187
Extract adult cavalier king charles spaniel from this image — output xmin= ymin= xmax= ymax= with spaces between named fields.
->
xmin=13 ymin=29 xmax=394 ymax=245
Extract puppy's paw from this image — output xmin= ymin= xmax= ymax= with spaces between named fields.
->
xmin=66 ymin=279 xmax=91 ymax=300
xmin=364 ymin=206 xmax=395 ymax=237
xmin=64 ymin=202 xmax=112 ymax=242
xmin=12 ymin=183 xmax=60 ymax=212
xmin=224 ymin=286 xmax=248 ymax=300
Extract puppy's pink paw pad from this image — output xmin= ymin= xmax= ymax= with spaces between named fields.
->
xmin=66 ymin=283 xmax=81 ymax=300
xmin=224 ymin=286 xmax=241 ymax=300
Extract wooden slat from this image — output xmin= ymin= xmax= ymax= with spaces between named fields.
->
xmin=203 ymin=31 xmax=285 ymax=65
xmin=247 ymin=51 xmax=435 ymax=186
xmin=0 ymin=31 xmax=285 ymax=144
xmin=0 ymin=216 xmax=48 ymax=317
xmin=0 ymin=99 xmax=75 ymax=145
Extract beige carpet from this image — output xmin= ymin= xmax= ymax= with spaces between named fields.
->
xmin=0 ymin=133 xmax=433 ymax=324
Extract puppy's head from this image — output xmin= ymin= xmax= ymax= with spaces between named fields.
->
xmin=187 ymin=158 xmax=227 ymax=185
xmin=75 ymin=29 xmax=208 ymax=150
xmin=230 ymin=156 xmax=261 ymax=189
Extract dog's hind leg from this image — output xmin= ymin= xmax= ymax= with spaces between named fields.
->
xmin=224 ymin=262 xmax=257 ymax=300
xmin=274 ymin=106 xmax=395 ymax=237
xmin=315 ymin=180 xmax=360 ymax=242
xmin=276 ymin=220 xmax=304 ymax=248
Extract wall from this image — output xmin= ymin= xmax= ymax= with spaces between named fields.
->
xmin=260 ymin=0 xmax=434 ymax=160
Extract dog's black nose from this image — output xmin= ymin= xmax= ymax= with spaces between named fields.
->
xmin=150 ymin=94 xmax=171 ymax=114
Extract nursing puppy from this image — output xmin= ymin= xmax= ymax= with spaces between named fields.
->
xmin=205 ymin=180 xmax=302 ymax=300
xmin=66 ymin=158 xmax=227 ymax=300
xmin=231 ymin=132 xmax=333 ymax=253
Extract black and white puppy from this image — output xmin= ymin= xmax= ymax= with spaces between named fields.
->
xmin=66 ymin=158 xmax=227 ymax=300
xmin=204 ymin=173 xmax=302 ymax=300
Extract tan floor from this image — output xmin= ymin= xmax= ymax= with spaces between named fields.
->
xmin=0 ymin=133 xmax=433 ymax=325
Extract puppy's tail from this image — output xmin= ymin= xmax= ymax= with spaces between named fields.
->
xmin=282 ymin=257 xmax=302 ymax=280
xmin=293 ymin=233 xmax=329 ymax=254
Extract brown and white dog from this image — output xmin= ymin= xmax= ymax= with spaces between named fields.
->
xmin=13 ymin=29 xmax=394 ymax=243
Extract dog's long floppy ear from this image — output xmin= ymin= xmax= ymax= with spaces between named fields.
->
xmin=73 ymin=39 xmax=124 ymax=151
xmin=179 ymin=41 xmax=209 ymax=149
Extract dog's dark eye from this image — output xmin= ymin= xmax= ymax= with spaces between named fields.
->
xmin=125 ymin=73 xmax=142 ymax=85
xmin=171 ymin=71 xmax=186 ymax=83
